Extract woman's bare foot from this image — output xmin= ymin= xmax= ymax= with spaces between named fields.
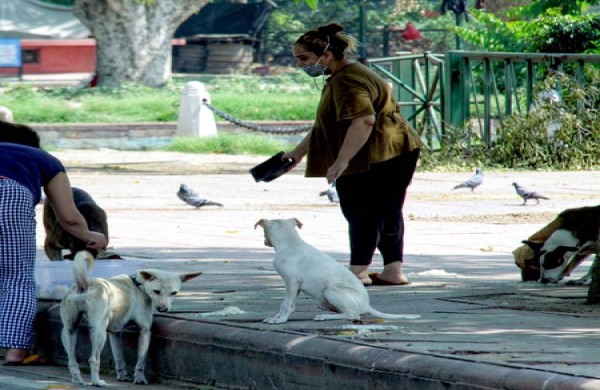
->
xmin=349 ymin=265 xmax=372 ymax=285
xmin=4 ymin=348 xmax=28 ymax=364
xmin=377 ymin=261 xmax=410 ymax=284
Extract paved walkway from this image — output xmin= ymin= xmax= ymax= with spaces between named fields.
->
xmin=4 ymin=150 xmax=600 ymax=389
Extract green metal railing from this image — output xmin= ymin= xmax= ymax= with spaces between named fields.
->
xmin=369 ymin=52 xmax=445 ymax=149
xmin=369 ymin=51 xmax=600 ymax=149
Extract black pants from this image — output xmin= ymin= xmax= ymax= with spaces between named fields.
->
xmin=335 ymin=149 xmax=420 ymax=266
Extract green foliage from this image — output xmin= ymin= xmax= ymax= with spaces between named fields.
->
xmin=268 ymin=0 xmax=410 ymax=62
xmin=5 ymin=70 xmax=598 ymax=168
xmin=165 ymin=132 xmax=293 ymax=155
xmin=508 ymin=0 xmax=600 ymax=18
xmin=418 ymin=125 xmax=489 ymax=172
xmin=301 ymin=0 xmax=319 ymax=10
xmin=453 ymin=10 xmax=527 ymax=52
xmin=455 ymin=8 xmax=600 ymax=54
xmin=3 ymin=83 xmax=181 ymax=123
xmin=180 ymin=73 xmax=321 ymax=121
xmin=1 ymin=75 xmax=319 ymax=123
xmin=421 ymin=71 xmax=600 ymax=171
xmin=489 ymin=113 xmax=600 ymax=170
xmin=521 ymin=9 xmax=600 ymax=53
xmin=489 ymin=71 xmax=600 ymax=170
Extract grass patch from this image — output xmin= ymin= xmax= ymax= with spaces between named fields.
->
xmin=6 ymin=73 xmax=596 ymax=169
xmin=165 ymin=132 xmax=295 ymax=155
xmin=4 ymin=84 xmax=181 ymax=123
xmin=1 ymin=74 xmax=319 ymax=123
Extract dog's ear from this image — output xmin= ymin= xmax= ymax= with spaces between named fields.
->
xmin=254 ymin=219 xmax=266 ymax=230
xmin=293 ymin=218 xmax=303 ymax=229
xmin=139 ymin=271 xmax=157 ymax=282
xmin=180 ymin=271 xmax=202 ymax=283
xmin=522 ymin=240 xmax=543 ymax=253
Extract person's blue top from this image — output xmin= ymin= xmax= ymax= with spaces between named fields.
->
xmin=0 ymin=142 xmax=65 ymax=205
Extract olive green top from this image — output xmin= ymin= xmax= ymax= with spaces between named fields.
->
xmin=305 ymin=62 xmax=423 ymax=177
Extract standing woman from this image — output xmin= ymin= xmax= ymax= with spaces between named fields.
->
xmin=0 ymin=122 xmax=107 ymax=364
xmin=283 ymin=23 xmax=423 ymax=286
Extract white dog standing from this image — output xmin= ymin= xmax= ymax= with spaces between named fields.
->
xmin=60 ymin=250 xmax=202 ymax=386
xmin=255 ymin=218 xmax=421 ymax=323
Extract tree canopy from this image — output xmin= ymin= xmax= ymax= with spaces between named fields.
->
xmin=455 ymin=6 xmax=600 ymax=54
xmin=33 ymin=0 xmax=600 ymax=88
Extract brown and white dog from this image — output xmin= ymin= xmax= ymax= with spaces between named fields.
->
xmin=518 ymin=205 xmax=600 ymax=284
xmin=60 ymin=250 xmax=202 ymax=386
xmin=44 ymin=187 xmax=109 ymax=260
xmin=255 ymin=218 xmax=421 ymax=323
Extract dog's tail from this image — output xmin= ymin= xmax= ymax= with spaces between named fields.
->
xmin=72 ymin=250 xmax=95 ymax=292
xmin=366 ymin=307 xmax=420 ymax=320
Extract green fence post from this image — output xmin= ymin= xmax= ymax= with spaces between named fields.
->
xmin=483 ymin=58 xmax=492 ymax=146
xmin=504 ymin=59 xmax=513 ymax=118
xmin=393 ymin=53 xmax=417 ymax=131
xmin=382 ymin=25 xmax=389 ymax=58
xmin=526 ymin=60 xmax=534 ymax=112
xmin=576 ymin=60 xmax=585 ymax=116
xmin=444 ymin=51 xmax=464 ymax=131
xmin=358 ymin=3 xmax=367 ymax=62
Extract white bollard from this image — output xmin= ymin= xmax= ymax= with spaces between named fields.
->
xmin=176 ymin=81 xmax=217 ymax=137
xmin=0 ymin=106 xmax=13 ymax=122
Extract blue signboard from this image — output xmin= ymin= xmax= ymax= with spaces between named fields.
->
xmin=0 ymin=39 xmax=22 ymax=67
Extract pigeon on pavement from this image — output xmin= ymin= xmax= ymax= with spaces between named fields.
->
xmin=319 ymin=182 xmax=340 ymax=203
xmin=512 ymin=182 xmax=549 ymax=205
xmin=177 ymin=184 xmax=223 ymax=208
xmin=452 ymin=168 xmax=484 ymax=191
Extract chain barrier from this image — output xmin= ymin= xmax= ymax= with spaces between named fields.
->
xmin=202 ymin=100 xmax=312 ymax=135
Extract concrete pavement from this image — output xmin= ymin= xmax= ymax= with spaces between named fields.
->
xmin=3 ymin=150 xmax=600 ymax=389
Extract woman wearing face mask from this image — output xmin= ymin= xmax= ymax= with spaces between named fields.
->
xmin=283 ymin=22 xmax=423 ymax=286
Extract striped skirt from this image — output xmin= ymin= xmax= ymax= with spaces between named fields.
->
xmin=0 ymin=178 xmax=37 ymax=350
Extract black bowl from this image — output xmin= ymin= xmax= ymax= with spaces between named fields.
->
xmin=250 ymin=151 xmax=293 ymax=182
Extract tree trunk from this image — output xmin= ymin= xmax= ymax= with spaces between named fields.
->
xmin=74 ymin=0 xmax=208 ymax=88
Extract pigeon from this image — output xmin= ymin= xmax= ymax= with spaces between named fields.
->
xmin=512 ymin=182 xmax=549 ymax=205
xmin=319 ymin=182 xmax=340 ymax=203
xmin=452 ymin=168 xmax=484 ymax=191
xmin=177 ymin=184 xmax=223 ymax=208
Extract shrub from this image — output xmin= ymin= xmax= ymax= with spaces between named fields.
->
xmin=420 ymin=71 xmax=600 ymax=171
xmin=488 ymin=71 xmax=600 ymax=170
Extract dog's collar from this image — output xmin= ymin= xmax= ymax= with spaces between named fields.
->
xmin=129 ymin=274 xmax=143 ymax=287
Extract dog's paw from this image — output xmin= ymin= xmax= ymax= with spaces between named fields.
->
xmin=117 ymin=374 xmax=132 ymax=382
xmin=263 ymin=316 xmax=287 ymax=324
xmin=133 ymin=374 xmax=148 ymax=385
xmin=91 ymin=379 xmax=107 ymax=387
xmin=70 ymin=375 xmax=85 ymax=385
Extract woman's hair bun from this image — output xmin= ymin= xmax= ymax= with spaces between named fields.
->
xmin=317 ymin=23 xmax=344 ymax=36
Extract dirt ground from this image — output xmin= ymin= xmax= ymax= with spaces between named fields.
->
xmin=17 ymin=148 xmax=600 ymax=388
xmin=52 ymin=149 xmax=600 ymax=227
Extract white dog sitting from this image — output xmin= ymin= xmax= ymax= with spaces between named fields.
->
xmin=60 ymin=250 xmax=202 ymax=386
xmin=255 ymin=218 xmax=421 ymax=323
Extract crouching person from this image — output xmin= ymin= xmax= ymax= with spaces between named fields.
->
xmin=0 ymin=121 xmax=107 ymax=365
